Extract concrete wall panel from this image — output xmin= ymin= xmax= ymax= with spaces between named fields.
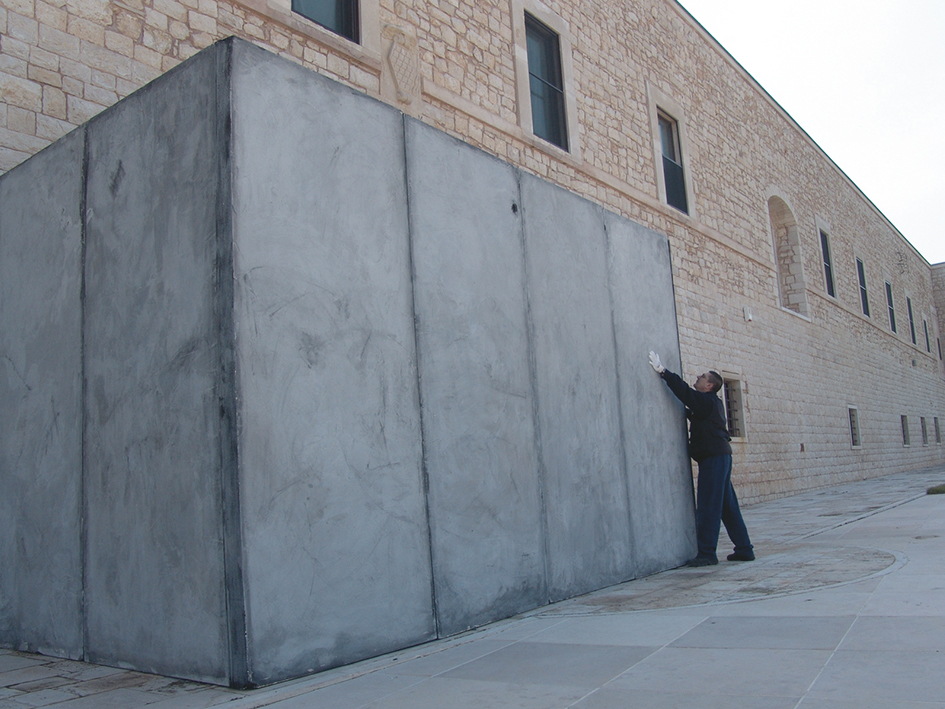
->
xmin=82 ymin=50 xmax=230 ymax=683
xmin=520 ymin=174 xmax=633 ymax=600
xmin=604 ymin=213 xmax=696 ymax=575
xmin=0 ymin=131 xmax=85 ymax=658
xmin=405 ymin=119 xmax=545 ymax=635
xmin=230 ymin=43 xmax=434 ymax=684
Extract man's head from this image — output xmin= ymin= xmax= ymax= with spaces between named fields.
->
xmin=695 ymin=371 xmax=723 ymax=393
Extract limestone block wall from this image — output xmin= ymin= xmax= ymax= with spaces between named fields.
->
xmin=1 ymin=39 xmax=694 ymax=687
xmin=933 ymin=263 xmax=945 ymax=377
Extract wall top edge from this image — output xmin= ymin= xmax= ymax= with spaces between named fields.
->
xmin=667 ymin=1 xmax=931 ymax=270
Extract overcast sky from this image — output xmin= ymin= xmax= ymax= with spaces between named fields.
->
xmin=677 ymin=0 xmax=945 ymax=265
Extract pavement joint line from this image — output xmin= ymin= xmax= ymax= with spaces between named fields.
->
xmin=209 ymin=615 xmax=570 ymax=709
xmin=791 ymin=538 xmax=905 ymax=709
xmin=793 ymin=492 xmax=930 ymax=541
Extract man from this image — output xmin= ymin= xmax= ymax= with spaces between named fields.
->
xmin=648 ymin=350 xmax=754 ymax=567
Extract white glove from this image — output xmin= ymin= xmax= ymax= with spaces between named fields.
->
xmin=648 ymin=350 xmax=665 ymax=374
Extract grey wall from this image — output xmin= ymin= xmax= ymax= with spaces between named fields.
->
xmin=1 ymin=38 xmax=694 ymax=688
xmin=605 ymin=213 xmax=696 ymax=576
xmin=81 ymin=43 xmax=233 ymax=684
xmin=519 ymin=173 xmax=633 ymax=601
xmin=1 ymin=42 xmax=236 ymax=685
xmin=229 ymin=43 xmax=435 ymax=686
xmin=228 ymin=41 xmax=694 ymax=682
xmin=0 ymin=129 xmax=85 ymax=659
xmin=405 ymin=120 xmax=545 ymax=636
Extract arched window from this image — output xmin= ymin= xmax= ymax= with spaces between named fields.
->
xmin=768 ymin=196 xmax=808 ymax=316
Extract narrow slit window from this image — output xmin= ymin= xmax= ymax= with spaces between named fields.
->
xmin=821 ymin=231 xmax=835 ymax=298
xmin=924 ymin=320 xmax=931 ymax=353
xmin=902 ymin=415 xmax=910 ymax=446
xmin=907 ymin=298 xmax=916 ymax=345
xmin=291 ymin=0 xmax=359 ymax=42
xmin=525 ymin=13 xmax=568 ymax=151
xmin=921 ymin=417 xmax=929 ymax=446
xmin=848 ymin=407 xmax=861 ymax=448
xmin=935 ymin=417 xmax=941 ymax=444
xmin=658 ymin=112 xmax=688 ymax=213
xmin=722 ymin=379 xmax=744 ymax=438
xmin=885 ymin=282 xmax=897 ymax=333
xmin=856 ymin=258 xmax=869 ymax=316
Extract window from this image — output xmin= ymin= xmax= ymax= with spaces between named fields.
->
xmin=249 ymin=0 xmax=380 ymax=65
xmin=848 ymin=407 xmax=861 ymax=448
xmin=856 ymin=258 xmax=869 ymax=316
xmin=885 ymin=282 xmax=897 ymax=333
xmin=901 ymin=415 xmax=910 ymax=446
xmin=935 ymin=417 xmax=942 ymax=444
xmin=769 ymin=197 xmax=809 ymax=316
xmin=938 ymin=338 xmax=942 ymax=360
xmin=821 ymin=231 xmax=836 ymax=297
xmin=649 ymin=87 xmax=694 ymax=219
xmin=291 ymin=0 xmax=359 ymax=42
xmin=921 ymin=417 xmax=929 ymax=446
xmin=525 ymin=14 xmax=568 ymax=151
xmin=907 ymin=298 xmax=916 ymax=344
xmin=924 ymin=320 xmax=931 ymax=353
xmin=722 ymin=378 xmax=744 ymax=438
xmin=658 ymin=112 xmax=688 ymax=213
xmin=512 ymin=1 xmax=578 ymax=157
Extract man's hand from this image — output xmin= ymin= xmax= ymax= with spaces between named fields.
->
xmin=648 ymin=351 xmax=665 ymax=374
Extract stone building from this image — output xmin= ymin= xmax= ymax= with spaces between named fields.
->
xmin=3 ymin=0 xmax=941 ymax=500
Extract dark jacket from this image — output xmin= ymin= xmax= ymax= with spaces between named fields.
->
xmin=661 ymin=369 xmax=732 ymax=461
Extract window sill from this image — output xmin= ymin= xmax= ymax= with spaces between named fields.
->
xmin=520 ymin=130 xmax=582 ymax=166
xmin=234 ymin=0 xmax=382 ymax=71
xmin=778 ymin=306 xmax=812 ymax=323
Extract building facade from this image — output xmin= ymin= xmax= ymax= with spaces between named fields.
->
xmin=2 ymin=0 xmax=944 ymax=501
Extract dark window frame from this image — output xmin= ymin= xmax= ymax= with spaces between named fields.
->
xmin=525 ymin=13 xmax=568 ymax=151
xmin=856 ymin=258 xmax=869 ymax=316
xmin=291 ymin=0 xmax=360 ymax=43
xmin=885 ymin=281 xmax=897 ymax=333
xmin=848 ymin=407 xmax=861 ymax=448
xmin=658 ymin=111 xmax=688 ymax=214
xmin=722 ymin=378 xmax=744 ymax=439
xmin=907 ymin=297 xmax=917 ymax=345
xmin=820 ymin=231 xmax=836 ymax=297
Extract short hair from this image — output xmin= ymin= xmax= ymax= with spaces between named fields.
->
xmin=707 ymin=371 xmax=723 ymax=393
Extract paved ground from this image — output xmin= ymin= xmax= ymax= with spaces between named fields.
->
xmin=3 ymin=465 xmax=944 ymax=708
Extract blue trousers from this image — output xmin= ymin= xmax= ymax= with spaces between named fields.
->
xmin=695 ymin=454 xmax=752 ymax=560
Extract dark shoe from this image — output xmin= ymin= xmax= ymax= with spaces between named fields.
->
xmin=686 ymin=556 xmax=718 ymax=567
xmin=727 ymin=550 xmax=755 ymax=561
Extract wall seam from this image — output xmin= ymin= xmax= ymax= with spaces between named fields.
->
xmin=600 ymin=214 xmax=635 ymax=577
xmin=666 ymin=236 xmax=697 ymax=521
xmin=401 ymin=114 xmax=441 ymax=639
xmin=79 ymin=124 xmax=90 ymax=664
xmin=515 ymin=170 xmax=551 ymax=605
xmin=214 ymin=38 xmax=250 ymax=689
